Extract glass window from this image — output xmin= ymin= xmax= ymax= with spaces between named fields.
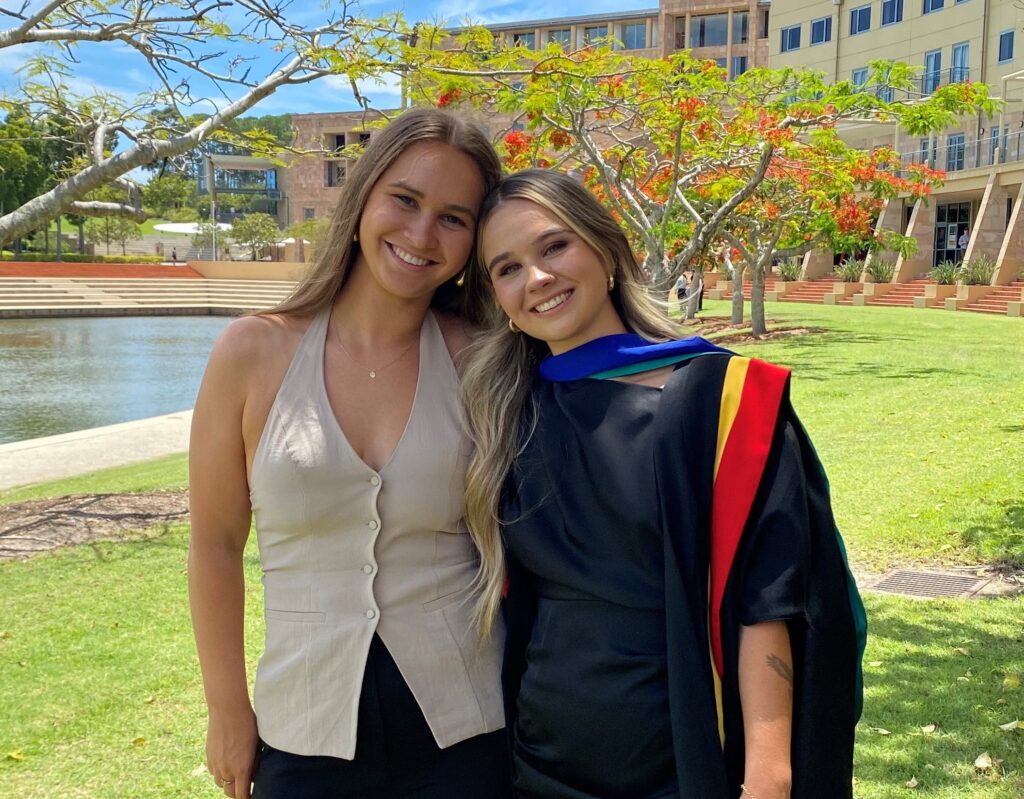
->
xmin=780 ymin=24 xmax=801 ymax=53
xmin=852 ymin=67 xmax=869 ymax=87
xmin=946 ymin=133 xmax=965 ymax=171
xmin=758 ymin=9 xmax=769 ymax=39
xmin=674 ymin=17 xmax=686 ymax=49
xmin=923 ymin=0 xmax=944 ymax=13
xmin=584 ymin=25 xmax=608 ymax=44
xmin=512 ymin=31 xmax=536 ymax=49
xmin=924 ymin=50 xmax=942 ymax=93
xmin=622 ymin=22 xmax=646 ymax=50
xmin=731 ymin=55 xmax=749 ymax=79
xmin=690 ymin=14 xmax=728 ymax=48
xmin=999 ymin=30 xmax=1014 ymax=63
xmin=811 ymin=17 xmax=832 ymax=45
xmin=850 ymin=5 xmax=871 ymax=35
xmin=547 ymin=29 xmax=571 ymax=47
xmin=715 ymin=57 xmax=728 ymax=69
xmin=304 ymin=208 xmax=315 ymax=220
xmin=919 ymin=138 xmax=933 ymax=163
xmin=951 ymin=42 xmax=969 ymax=82
xmin=882 ymin=0 xmax=904 ymax=24
xmin=733 ymin=12 xmax=749 ymax=45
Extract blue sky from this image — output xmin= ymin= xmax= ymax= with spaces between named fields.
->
xmin=1 ymin=0 xmax=654 ymax=117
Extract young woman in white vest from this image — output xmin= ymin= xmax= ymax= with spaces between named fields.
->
xmin=188 ymin=109 xmax=509 ymax=799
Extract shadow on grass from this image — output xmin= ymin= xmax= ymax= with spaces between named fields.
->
xmin=961 ymin=503 xmax=1024 ymax=570
xmin=856 ymin=597 xmax=1024 ymax=794
xmin=998 ymin=425 xmax=1024 ymax=434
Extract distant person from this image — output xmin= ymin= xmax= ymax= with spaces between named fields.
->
xmin=171 ymin=247 xmax=178 ymax=265
xmin=958 ymin=228 xmax=970 ymax=251
xmin=188 ymin=109 xmax=508 ymax=799
xmin=675 ymin=271 xmax=688 ymax=313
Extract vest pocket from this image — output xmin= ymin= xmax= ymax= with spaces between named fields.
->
xmin=265 ymin=608 xmax=326 ymax=623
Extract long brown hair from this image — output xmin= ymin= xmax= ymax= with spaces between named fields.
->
xmin=461 ymin=169 xmax=684 ymax=637
xmin=266 ymin=108 xmax=503 ymax=323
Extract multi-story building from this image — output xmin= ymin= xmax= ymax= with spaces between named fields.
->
xmin=768 ymin=0 xmax=1024 ymax=302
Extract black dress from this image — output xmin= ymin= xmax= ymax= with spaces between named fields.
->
xmin=500 ymin=353 xmax=863 ymax=799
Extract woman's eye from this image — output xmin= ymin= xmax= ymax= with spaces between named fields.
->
xmin=497 ymin=262 xmax=521 ymax=277
xmin=544 ymin=241 xmax=567 ymax=256
xmin=442 ymin=214 xmax=467 ymax=227
xmin=394 ymin=194 xmax=416 ymax=207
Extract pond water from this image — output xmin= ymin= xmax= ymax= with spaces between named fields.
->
xmin=0 ymin=316 xmax=232 ymax=444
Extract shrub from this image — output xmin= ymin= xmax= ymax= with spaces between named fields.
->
xmin=165 ymin=207 xmax=200 ymax=223
xmin=931 ymin=260 xmax=962 ymax=285
xmin=0 ymin=252 xmax=164 ymax=264
xmin=776 ymin=258 xmax=803 ymax=281
xmin=835 ymin=258 xmax=865 ymax=282
xmin=865 ymin=259 xmax=896 ymax=283
xmin=961 ymin=255 xmax=997 ymax=286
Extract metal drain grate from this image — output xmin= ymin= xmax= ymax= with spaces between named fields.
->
xmin=869 ymin=570 xmax=991 ymax=598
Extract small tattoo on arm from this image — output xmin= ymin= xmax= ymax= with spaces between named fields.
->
xmin=766 ymin=654 xmax=794 ymax=686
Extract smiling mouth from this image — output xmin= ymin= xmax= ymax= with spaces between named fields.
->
xmin=388 ymin=242 xmax=434 ymax=267
xmin=532 ymin=290 xmax=573 ymax=314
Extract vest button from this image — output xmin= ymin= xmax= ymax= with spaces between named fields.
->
xmin=365 ymin=609 xmax=376 ymax=619
xmin=368 ymin=520 xmax=379 ymax=530
xmin=362 ymin=564 xmax=374 ymax=574
xmin=370 ymin=475 xmax=381 ymax=486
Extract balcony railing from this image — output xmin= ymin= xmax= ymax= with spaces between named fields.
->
xmin=898 ymin=130 xmax=1024 ymax=174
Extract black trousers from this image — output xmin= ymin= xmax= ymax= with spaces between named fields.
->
xmin=252 ymin=635 xmax=510 ymax=799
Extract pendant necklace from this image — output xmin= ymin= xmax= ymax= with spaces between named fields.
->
xmin=331 ymin=318 xmax=418 ymax=379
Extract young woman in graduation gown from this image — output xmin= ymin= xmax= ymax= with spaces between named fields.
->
xmin=459 ymin=169 xmax=867 ymax=799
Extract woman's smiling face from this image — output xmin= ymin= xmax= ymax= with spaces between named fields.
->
xmin=353 ymin=141 xmax=485 ymax=302
xmin=482 ymin=199 xmax=626 ymax=354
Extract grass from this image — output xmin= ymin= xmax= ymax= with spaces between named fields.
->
xmin=0 ymin=301 xmax=1022 ymax=796
xmin=698 ymin=300 xmax=1024 ymax=572
xmin=0 ymin=453 xmax=188 ymax=505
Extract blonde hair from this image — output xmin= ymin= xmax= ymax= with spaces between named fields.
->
xmin=461 ymin=169 xmax=683 ymax=637
xmin=266 ymin=108 xmax=503 ymax=323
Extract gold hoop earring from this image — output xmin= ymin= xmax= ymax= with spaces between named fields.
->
xmin=607 ymin=273 xmax=615 ymax=291
xmin=508 ymin=318 xmax=520 ymax=334
xmin=455 ymin=271 xmax=466 ymax=288
xmin=352 ymin=232 xmax=359 ymax=243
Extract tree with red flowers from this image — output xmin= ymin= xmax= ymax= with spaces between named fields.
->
xmin=402 ymin=32 xmax=996 ymax=332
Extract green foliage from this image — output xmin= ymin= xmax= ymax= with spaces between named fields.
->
xmin=961 ymin=256 xmax=997 ymax=286
xmin=163 ymin=207 xmax=199 ymax=223
xmin=776 ymin=258 xmax=803 ymax=281
xmin=285 ymin=217 xmax=330 ymax=262
xmin=865 ymin=259 xmax=896 ymax=283
xmin=84 ymin=216 xmax=143 ymax=255
xmin=836 ymin=258 xmax=865 ymax=282
xmin=231 ymin=212 xmax=281 ymax=260
xmin=142 ymin=173 xmax=195 ymax=216
xmin=190 ymin=221 xmax=222 ymax=251
xmin=0 ymin=252 xmax=164 ymax=263
xmin=933 ymin=260 xmax=962 ymax=285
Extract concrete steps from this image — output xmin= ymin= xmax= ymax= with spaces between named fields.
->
xmin=778 ymin=277 xmax=840 ymax=304
xmin=963 ymin=281 xmax=1024 ymax=315
xmin=0 ymin=276 xmax=295 ymax=317
xmin=860 ymin=279 xmax=934 ymax=307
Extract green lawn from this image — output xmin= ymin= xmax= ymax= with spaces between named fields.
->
xmin=0 ymin=301 xmax=1022 ymax=797
xmin=699 ymin=301 xmax=1024 ymax=572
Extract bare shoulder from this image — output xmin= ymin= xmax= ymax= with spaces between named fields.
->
xmin=205 ymin=313 xmax=310 ymax=385
xmin=433 ymin=310 xmax=479 ymax=362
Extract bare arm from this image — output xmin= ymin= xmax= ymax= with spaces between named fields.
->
xmin=738 ymin=621 xmax=794 ymax=799
xmin=188 ymin=321 xmax=261 ymax=799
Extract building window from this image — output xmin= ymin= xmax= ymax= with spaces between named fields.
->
xmin=690 ymin=14 xmax=728 ymax=48
xmin=547 ymin=28 xmax=571 ymax=47
xmin=512 ymin=31 xmax=536 ymax=49
xmin=924 ymin=50 xmax=942 ymax=93
xmin=850 ymin=5 xmax=871 ymax=35
xmin=303 ymin=208 xmax=315 ymax=221
xmin=584 ymin=25 xmax=608 ymax=44
xmin=731 ymin=55 xmax=749 ymax=79
xmin=325 ymin=161 xmax=345 ymax=188
xmin=811 ymin=17 xmax=832 ymax=45
xmin=622 ymin=22 xmax=646 ymax=50
xmin=946 ymin=133 xmax=966 ymax=171
xmin=919 ymin=138 xmax=932 ymax=163
xmin=733 ymin=12 xmax=749 ymax=45
xmin=852 ymin=67 xmax=868 ymax=87
xmin=882 ymin=0 xmax=904 ymax=24
xmin=674 ymin=18 xmax=686 ymax=49
xmin=758 ymin=9 xmax=769 ymax=39
xmin=780 ymin=24 xmax=801 ymax=53
xmin=999 ymin=30 xmax=1014 ymax=63
xmin=951 ymin=42 xmax=969 ymax=82
xmin=923 ymin=0 xmax=944 ymax=13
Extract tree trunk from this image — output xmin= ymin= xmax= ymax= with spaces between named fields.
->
xmin=684 ymin=269 xmax=703 ymax=320
xmin=750 ymin=261 xmax=767 ymax=337
xmin=731 ymin=264 xmax=745 ymax=325
xmin=77 ymin=223 xmax=85 ymax=253
xmin=56 ymin=217 xmax=63 ymax=262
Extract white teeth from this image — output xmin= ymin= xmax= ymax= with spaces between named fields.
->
xmin=534 ymin=291 xmax=571 ymax=313
xmin=391 ymin=244 xmax=430 ymax=266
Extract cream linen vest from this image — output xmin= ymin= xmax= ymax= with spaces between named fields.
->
xmin=248 ymin=308 xmax=504 ymax=759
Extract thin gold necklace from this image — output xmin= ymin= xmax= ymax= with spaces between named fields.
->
xmin=331 ymin=316 xmax=418 ymax=379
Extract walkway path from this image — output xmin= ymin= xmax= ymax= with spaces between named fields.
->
xmin=0 ymin=411 xmax=192 ymax=491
